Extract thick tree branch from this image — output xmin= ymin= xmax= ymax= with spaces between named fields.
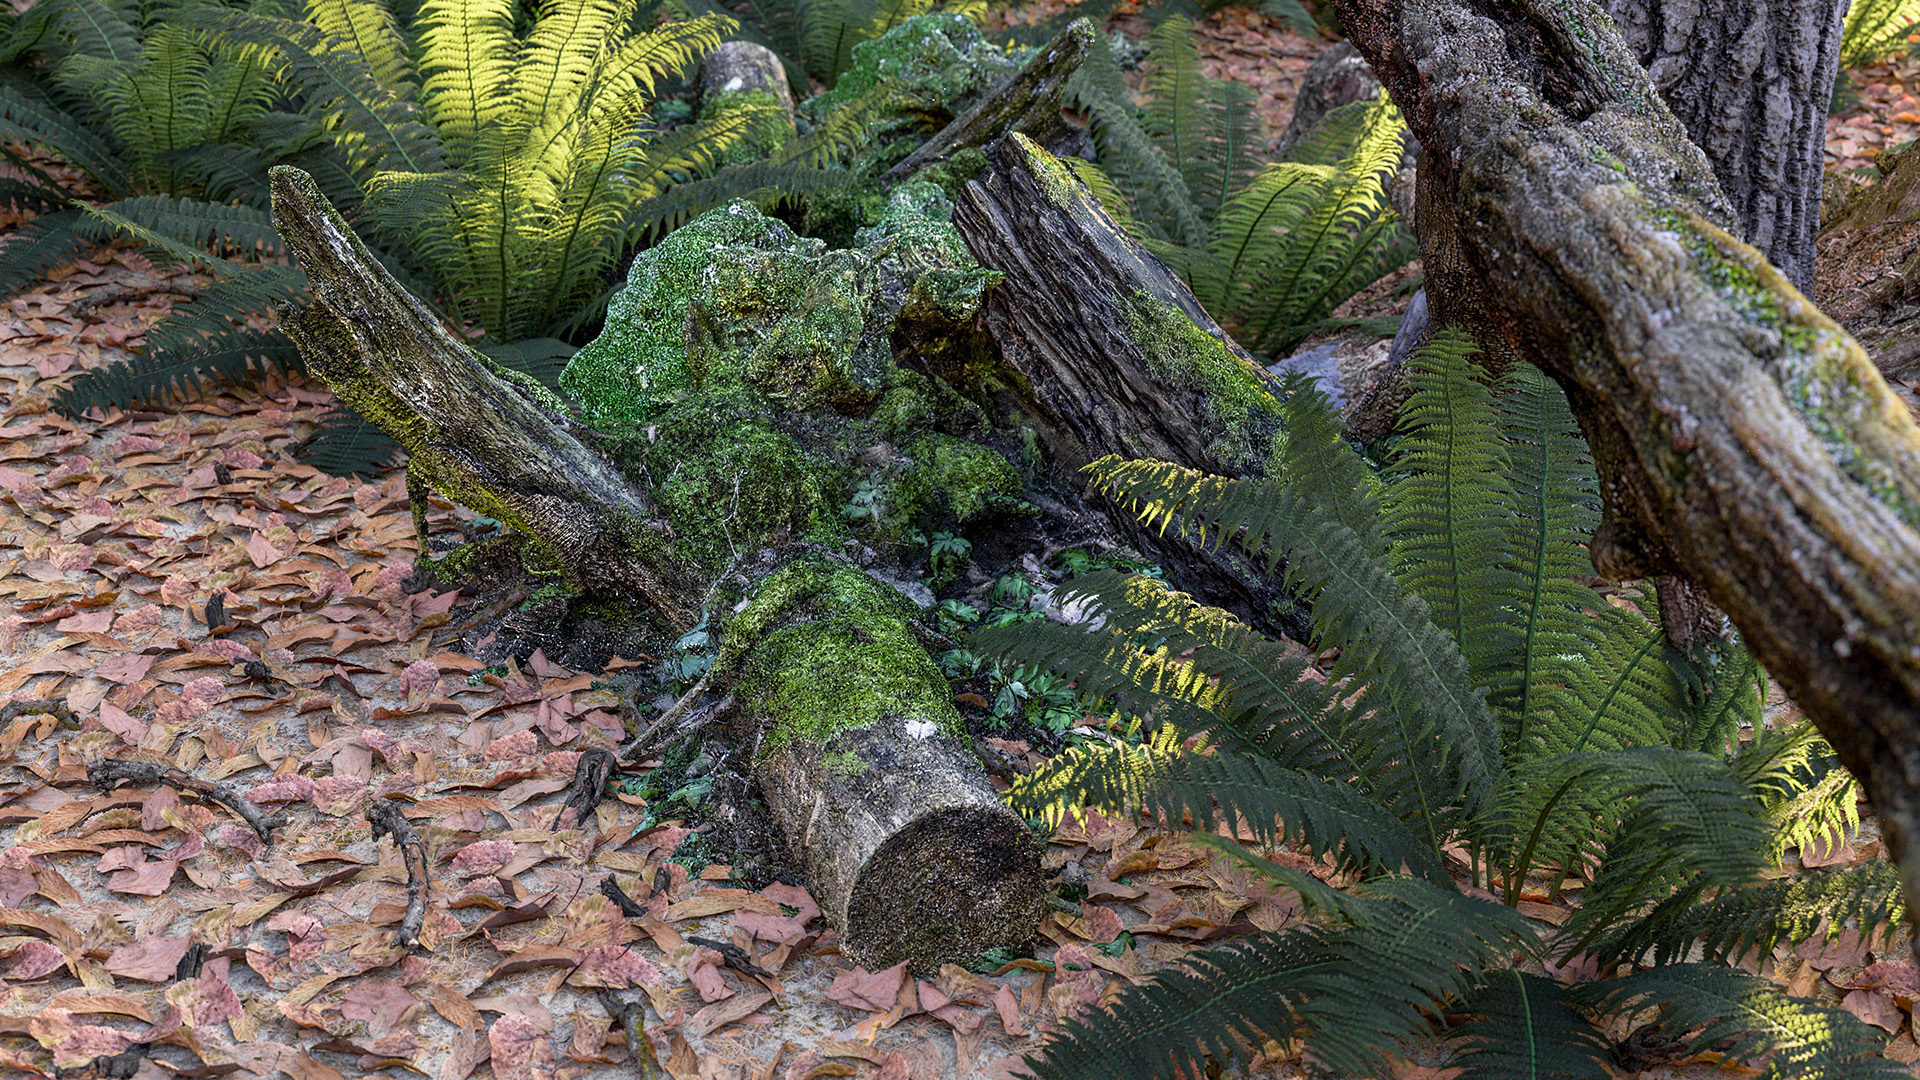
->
xmin=1335 ymin=0 xmax=1920 ymax=938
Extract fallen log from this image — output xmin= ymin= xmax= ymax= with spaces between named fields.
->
xmin=265 ymin=166 xmax=1045 ymax=974
xmin=1333 ymin=0 xmax=1920 ymax=945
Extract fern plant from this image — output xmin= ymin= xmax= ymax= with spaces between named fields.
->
xmin=12 ymin=0 xmax=848 ymax=474
xmin=1067 ymin=16 xmax=1416 ymax=357
xmin=1842 ymin=0 xmax=1920 ymax=65
xmin=673 ymin=0 xmax=984 ymax=90
xmin=979 ymin=330 xmax=1898 ymax=1080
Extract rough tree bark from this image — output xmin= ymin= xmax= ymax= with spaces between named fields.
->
xmin=1332 ymin=0 xmax=1920 ymax=948
xmin=266 ymin=166 xmax=1046 ymax=974
xmin=952 ymin=135 xmax=1313 ymax=639
xmin=1605 ymin=0 xmax=1847 ymax=292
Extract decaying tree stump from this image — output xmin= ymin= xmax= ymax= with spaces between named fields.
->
xmin=1333 ymin=0 xmax=1920 ymax=949
xmin=266 ymin=166 xmax=1046 ymax=974
xmin=952 ymin=134 xmax=1312 ymax=638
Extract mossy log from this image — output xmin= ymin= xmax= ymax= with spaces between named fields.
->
xmin=265 ymin=166 xmax=1042 ymax=974
xmin=951 ymin=135 xmax=1311 ymax=638
xmin=879 ymin=18 xmax=1096 ymax=185
xmin=1333 ymin=0 xmax=1920 ymax=948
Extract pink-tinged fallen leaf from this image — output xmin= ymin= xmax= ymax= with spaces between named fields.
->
xmin=0 ymin=939 xmax=67 ymax=980
xmin=1841 ymin=988 xmax=1905 ymax=1033
xmin=110 ymin=605 xmax=163 ymax=634
xmin=917 ymin=980 xmax=983 ymax=1035
xmin=1850 ymin=960 xmax=1920 ymax=995
xmin=449 ymin=839 xmax=516 ymax=875
xmin=1800 ymin=831 xmax=1855 ymax=869
xmin=780 ymin=1050 xmax=824 ymax=1080
xmin=0 ymin=866 xmax=36 ymax=907
xmin=488 ymin=1012 xmax=554 ymax=1079
xmin=400 ymin=659 xmax=441 ymax=706
xmin=96 ymin=701 xmax=145 ymax=744
xmin=827 ymin=961 xmax=911 ymax=1013
xmin=362 ymin=727 xmax=405 ymax=767
xmin=220 ymin=449 xmax=264 ymax=470
xmin=247 ymin=774 xmax=316 ymax=804
xmin=93 ymin=653 xmax=154 ymax=684
xmin=341 ymin=979 xmax=421 ymax=1038
xmin=686 ymin=948 xmax=734 ymax=1002
xmin=103 ymin=848 xmax=180 ymax=896
xmin=267 ymin=911 xmax=327 ymax=963
xmin=53 ymin=610 xmax=113 ymax=633
xmin=689 ymin=989 xmax=773 ymax=1037
xmin=105 ymin=936 xmax=192 ymax=982
xmin=1073 ymin=902 xmax=1124 ymax=945
xmin=993 ymin=984 xmax=1025 ymax=1037
xmin=569 ymin=945 xmax=662 ymax=989
xmin=167 ymin=961 xmax=242 ymax=1027
xmin=1049 ymin=944 xmax=1106 ymax=1026
xmin=141 ymin=786 xmax=181 ymax=832
xmin=872 ymin=1052 xmax=911 ymax=1080
xmin=247 ymin=530 xmax=285 ymax=568
xmin=52 ymin=1024 xmax=134 ymax=1068
xmin=486 ymin=730 xmax=539 ymax=762
xmin=309 ymin=775 xmax=367 ymax=814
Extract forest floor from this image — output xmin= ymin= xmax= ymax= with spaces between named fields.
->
xmin=0 ymin=9 xmax=1917 ymax=1080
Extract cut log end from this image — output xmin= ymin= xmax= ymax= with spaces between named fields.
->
xmin=844 ymin=803 xmax=1049 ymax=974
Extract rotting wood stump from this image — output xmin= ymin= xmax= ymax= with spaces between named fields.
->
xmin=266 ymin=166 xmax=1046 ymax=974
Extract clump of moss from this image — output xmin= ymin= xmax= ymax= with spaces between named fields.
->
xmin=896 ymin=433 xmax=1026 ymax=526
xmin=727 ymin=559 xmax=963 ymax=752
xmin=1121 ymin=288 xmax=1282 ymax=468
xmin=801 ymin=14 xmax=1020 ymax=138
xmin=700 ymin=88 xmax=790 ymax=165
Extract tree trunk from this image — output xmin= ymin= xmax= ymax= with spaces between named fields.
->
xmin=265 ymin=166 xmax=1045 ymax=975
xmin=1334 ymin=0 xmax=1920 ymax=953
xmin=951 ymin=134 xmax=1314 ymax=639
xmin=1605 ymin=0 xmax=1846 ymax=292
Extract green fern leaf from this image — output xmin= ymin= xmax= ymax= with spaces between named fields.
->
xmin=305 ymin=0 xmax=417 ymax=100
xmin=52 ymin=327 xmax=303 ymax=416
xmin=297 ymin=405 xmax=403 ymax=478
xmin=1576 ymin=965 xmax=1908 ymax=1080
xmin=1451 ymin=971 xmax=1613 ymax=1080
xmin=0 ymin=209 xmax=99 ymax=301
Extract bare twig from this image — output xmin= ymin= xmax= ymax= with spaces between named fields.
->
xmin=620 ymin=680 xmax=736 ymax=763
xmin=599 ymin=874 xmax=649 ymax=919
xmin=595 ymin=989 xmax=662 ymax=1079
xmin=552 ymin=747 xmax=617 ymax=830
xmin=367 ymin=800 xmax=429 ymax=949
xmin=687 ymin=935 xmax=773 ymax=979
xmin=0 ymin=699 xmax=77 ymax=728
xmin=88 ymin=758 xmax=287 ymax=842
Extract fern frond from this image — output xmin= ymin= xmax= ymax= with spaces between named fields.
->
xmin=1085 ymin=455 xmax=1502 ymax=829
xmin=141 ymin=266 xmax=308 ymax=352
xmin=1735 ymin=721 xmax=1862 ymax=864
xmin=1576 ymin=965 xmax=1908 ymax=1080
xmin=1026 ymin=880 xmax=1533 ymax=1080
xmin=51 ymin=327 xmax=303 ymax=416
xmin=1009 ymin=731 xmax=1446 ymax=880
xmin=297 ymin=404 xmax=403 ymax=477
xmin=81 ymin=194 xmax=287 ymax=260
xmin=18 ymin=0 xmax=142 ymax=65
xmin=0 ymin=210 xmax=99 ymax=300
xmin=622 ymin=159 xmax=852 ymax=242
xmin=1490 ymin=358 xmax=1604 ymax=743
xmin=1842 ymin=0 xmax=1920 ymax=65
xmin=1667 ymin=633 xmax=1765 ymax=755
xmin=413 ymin=0 xmax=515 ymax=158
xmin=479 ymin=337 xmax=575 ymax=387
xmin=0 ymin=77 xmax=130 ymax=194
xmin=1143 ymin=16 xmax=1261 ymax=224
xmin=154 ymin=144 xmax=273 ymax=206
xmin=1062 ymin=158 xmax=1149 ymax=243
xmin=778 ymin=81 xmax=893 ymax=169
xmin=305 ymin=0 xmax=416 ymax=100
xmin=1554 ymin=746 xmax=1769 ymax=953
xmin=1450 ymin=972 xmax=1613 ymax=1080
xmin=1586 ymin=860 xmax=1906 ymax=970
xmin=1067 ymin=39 xmax=1206 ymax=251
xmin=1384 ymin=327 xmax=1510 ymax=685
xmin=187 ymin=5 xmax=447 ymax=178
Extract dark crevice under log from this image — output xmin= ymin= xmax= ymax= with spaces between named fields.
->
xmin=1335 ymin=0 xmax=1920 ymax=949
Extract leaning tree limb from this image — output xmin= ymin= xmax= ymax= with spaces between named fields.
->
xmin=879 ymin=18 xmax=1096 ymax=185
xmin=265 ymin=167 xmax=701 ymax=628
xmin=1333 ymin=0 xmax=1920 ymax=945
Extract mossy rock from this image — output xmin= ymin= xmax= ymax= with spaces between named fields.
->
xmin=801 ymin=14 xmax=1021 ymax=132
xmin=894 ymin=433 xmax=1025 ymax=528
xmin=562 ymin=197 xmax=998 ymax=431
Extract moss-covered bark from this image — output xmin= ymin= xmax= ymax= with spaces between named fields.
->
xmin=1334 ymin=0 xmax=1920 ymax=955
xmin=268 ymin=167 xmax=1045 ymax=972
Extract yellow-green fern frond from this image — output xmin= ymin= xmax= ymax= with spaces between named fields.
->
xmin=1842 ymin=0 xmax=1920 ymax=65
xmin=305 ymin=0 xmax=415 ymax=99
xmin=414 ymin=0 xmax=516 ymax=159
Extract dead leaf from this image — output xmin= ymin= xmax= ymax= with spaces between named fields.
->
xmin=827 ymin=961 xmax=910 ymax=1012
xmin=690 ymin=989 xmax=773 ymax=1036
xmin=103 ymin=935 xmax=191 ymax=981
